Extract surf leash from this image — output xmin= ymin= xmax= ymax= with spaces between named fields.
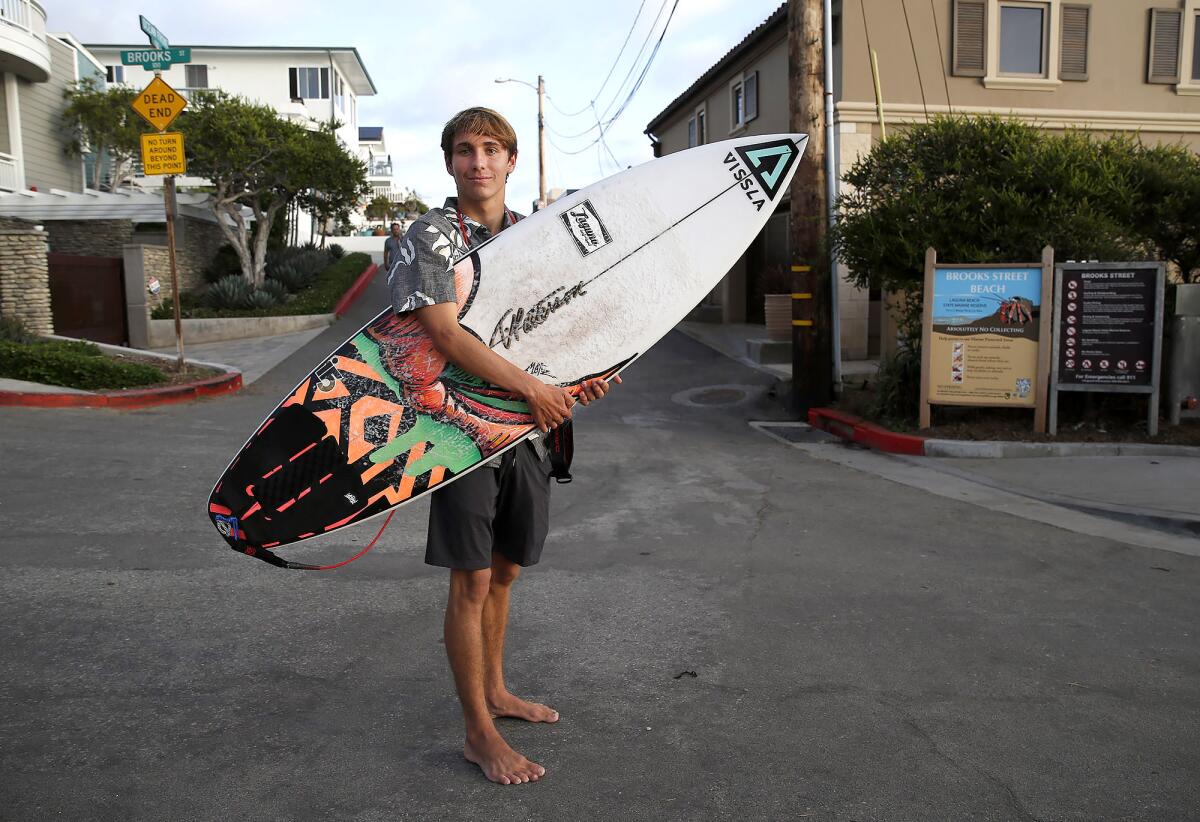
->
xmin=235 ymin=510 xmax=396 ymax=571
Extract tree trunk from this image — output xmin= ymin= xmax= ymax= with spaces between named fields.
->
xmin=788 ymin=0 xmax=833 ymax=410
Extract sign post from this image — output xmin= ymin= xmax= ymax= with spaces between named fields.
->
xmin=919 ymin=247 xmax=1054 ymax=431
xmin=131 ymin=17 xmax=189 ymax=369
xmin=1048 ymin=262 xmax=1166 ymax=436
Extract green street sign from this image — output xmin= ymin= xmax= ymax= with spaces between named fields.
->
xmin=121 ymin=47 xmax=191 ymax=71
xmin=139 ymin=14 xmax=169 ymax=51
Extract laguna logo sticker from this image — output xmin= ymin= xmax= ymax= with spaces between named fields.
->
xmin=560 ymin=199 xmax=612 ymax=256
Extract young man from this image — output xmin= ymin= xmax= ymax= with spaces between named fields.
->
xmin=382 ymin=222 xmax=403 ymax=271
xmin=387 ymin=108 xmax=615 ymax=786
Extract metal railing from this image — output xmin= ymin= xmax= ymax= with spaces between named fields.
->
xmin=0 ymin=152 xmax=19 ymax=191
xmin=0 ymin=0 xmax=30 ymax=31
xmin=369 ymin=162 xmax=393 ymax=177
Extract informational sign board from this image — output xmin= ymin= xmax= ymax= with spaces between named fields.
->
xmin=919 ymin=247 xmax=1054 ymax=431
xmin=1049 ymin=262 xmax=1165 ymax=435
xmin=140 ymin=132 xmax=186 ymax=176
xmin=120 ymin=47 xmax=191 ymax=71
xmin=131 ymin=76 xmax=186 ymax=132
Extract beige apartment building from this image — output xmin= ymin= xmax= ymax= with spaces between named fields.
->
xmin=645 ymin=0 xmax=1200 ymax=361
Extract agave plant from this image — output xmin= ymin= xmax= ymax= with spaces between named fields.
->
xmin=204 ymin=275 xmax=254 ymax=310
xmin=327 ymin=243 xmax=345 ymax=260
xmin=258 ymin=279 xmax=291 ymax=303
xmin=246 ymin=288 xmax=280 ymax=310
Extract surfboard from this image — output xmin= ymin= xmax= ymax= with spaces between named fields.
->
xmin=209 ymin=133 xmax=808 ymax=568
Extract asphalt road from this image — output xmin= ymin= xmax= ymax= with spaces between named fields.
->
xmin=1 ymin=292 xmax=1198 ymax=820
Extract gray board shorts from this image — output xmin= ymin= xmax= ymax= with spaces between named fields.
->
xmin=425 ymin=442 xmax=552 ymax=570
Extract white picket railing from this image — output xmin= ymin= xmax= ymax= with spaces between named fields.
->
xmin=0 ymin=0 xmax=31 ymax=32
xmin=0 ymin=153 xmax=18 ymax=192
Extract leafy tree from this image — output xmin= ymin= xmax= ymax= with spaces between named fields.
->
xmin=364 ymin=194 xmax=394 ymax=222
xmin=398 ymin=191 xmax=429 ymax=216
xmin=295 ymin=121 xmax=372 ymax=248
xmin=177 ymin=92 xmax=368 ymax=285
xmin=831 ymin=116 xmax=1145 ymax=349
xmin=61 ymin=77 xmax=150 ymax=191
xmin=1126 ymin=143 xmax=1200 ymax=282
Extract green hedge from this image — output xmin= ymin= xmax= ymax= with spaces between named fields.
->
xmin=0 ymin=339 xmax=166 ymax=390
xmin=153 ymin=252 xmax=372 ymax=319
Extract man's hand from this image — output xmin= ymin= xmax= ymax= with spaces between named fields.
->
xmin=575 ymin=374 xmax=622 ymax=406
xmin=522 ymin=377 xmax=575 ymax=433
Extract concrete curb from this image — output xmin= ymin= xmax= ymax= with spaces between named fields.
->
xmin=147 ymin=313 xmax=334 ymax=347
xmin=807 ymin=407 xmax=927 ymax=455
xmin=808 ymin=407 xmax=1200 ymax=458
xmin=333 ymin=262 xmax=379 ymax=318
xmin=0 ymin=336 xmax=243 ymax=410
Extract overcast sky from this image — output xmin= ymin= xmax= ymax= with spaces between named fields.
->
xmin=46 ymin=0 xmax=784 ymax=211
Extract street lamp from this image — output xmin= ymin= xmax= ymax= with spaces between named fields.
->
xmin=494 ymin=75 xmax=546 ymax=208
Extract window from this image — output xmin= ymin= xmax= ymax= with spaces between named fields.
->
xmin=999 ymin=1 xmax=1049 ymax=75
xmin=1194 ymin=13 xmax=1200 ymax=80
xmin=687 ymin=104 xmax=706 ymax=147
xmin=106 ymin=65 xmax=124 ymax=83
xmin=289 ymin=67 xmax=330 ymax=100
xmin=730 ymin=70 xmax=758 ymax=131
xmin=184 ymin=64 xmax=208 ymax=89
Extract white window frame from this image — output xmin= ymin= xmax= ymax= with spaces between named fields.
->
xmin=106 ymin=65 xmax=125 ymax=84
xmin=983 ymin=0 xmax=1063 ymax=90
xmin=1177 ymin=0 xmax=1200 ymax=95
xmin=184 ymin=64 xmax=208 ymax=90
xmin=728 ymin=69 xmax=759 ymax=134
xmin=687 ymin=103 xmax=706 ymax=147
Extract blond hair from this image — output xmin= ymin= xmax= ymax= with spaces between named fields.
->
xmin=440 ymin=107 xmax=518 ymax=159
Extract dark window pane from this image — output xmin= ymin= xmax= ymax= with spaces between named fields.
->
xmin=745 ymin=72 xmax=758 ymax=121
xmin=688 ymin=117 xmax=696 ymax=148
xmin=1193 ymin=14 xmax=1200 ymax=80
xmin=1000 ymin=5 xmax=1045 ymax=74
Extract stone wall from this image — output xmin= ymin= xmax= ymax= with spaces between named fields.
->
xmin=0 ymin=228 xmax=53 ymax=335
xmin=174 ymin=217 xmax=226 ymax=293
xmin=46 ymin=219 xmax=135 ymax=257
xmin=138 ymin=245 xmax=173 ymax=311
xmin=46 ymin=216 xmax=225 ymax=296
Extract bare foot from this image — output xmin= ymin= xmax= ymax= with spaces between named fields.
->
xmin=487 ymin=691 xmax=560 ymax=723
xmin=464 ymin=733 xmax=546 ymax=785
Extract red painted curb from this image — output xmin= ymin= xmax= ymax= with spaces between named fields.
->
xmin=0 ymin=370 xmax=242 ymax=410
xmin=808 ymin=407 xmax=928 ymax=456
xmin=333 ymin=263 xmax=379 ymax=318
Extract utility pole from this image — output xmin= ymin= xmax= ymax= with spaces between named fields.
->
xmin=537 ymin=75 xmax=547 ymax=208
xmin=494 ymin=76 xmax=547 ymax=209
xmin=788 ymin=0 xmax=833 ymax=412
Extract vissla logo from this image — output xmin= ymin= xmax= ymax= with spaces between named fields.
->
xmin=560 ymin=199 xmax=612 ymax=256
xmin=724 ymin=138 xmax=800 ymax=210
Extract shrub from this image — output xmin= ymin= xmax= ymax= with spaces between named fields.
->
xmin=267 ymin=262 xmax=313 ymax=293
xmin=204 ymin=243 xmax=244 ymax=284
xmin=0 ymin=315 xmax=35 ymax=343
xmin=258 ymin=279 xmax=290 ymax=303
xmin=0 ymin=339 xmax=165 ymax=390
xmin=205 ymin=275 xmax=254 ymax=310
xmin=246 ymin=288 xmax=279 ymax=310
xmin=327 ymin=243 xmax=345 ymax=260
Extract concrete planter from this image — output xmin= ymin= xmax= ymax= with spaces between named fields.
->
xmin=764 ymin=293 xmax=792 ymax=342
xmin=147 ymin=313 xmax=334 ymax=347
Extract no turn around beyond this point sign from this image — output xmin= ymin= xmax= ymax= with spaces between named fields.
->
xmin=132 ymin=76 xmax=187 ymax=132
xmin=140 ymin=132 xmax=186 ymax=176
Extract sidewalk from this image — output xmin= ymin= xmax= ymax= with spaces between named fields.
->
xmin=679 ymin=319 xmax=1199 ymax=544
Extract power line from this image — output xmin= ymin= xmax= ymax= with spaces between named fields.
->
xmin=546 ymin=0 xmax=679 ymax=154
xmin=900 ymin=0 xmax=930 ymax=121
xmin=547 ymin=0 xmax=673 ymax=141
xmin=546 ymin=0 xmax=650 ymax=119
xmin=929 ymin=0 xmax=953 ymax=112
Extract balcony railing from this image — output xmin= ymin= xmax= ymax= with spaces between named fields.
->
xmin=369 ymin=162 xmax=393 ymax=177
xmin=0 ymin=0 xmax=30 ymax=31
xmin=0 ymin=152 xmax=19 ymax=192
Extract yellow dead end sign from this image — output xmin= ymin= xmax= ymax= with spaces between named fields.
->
xmin=132 ymin=75 xmax=186 ymax=131
xmin=140 ymin=132 xmax=186 ymax=176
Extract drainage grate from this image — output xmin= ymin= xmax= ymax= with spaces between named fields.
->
xmin=671 ymin=384 xmax=759 ymax=408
